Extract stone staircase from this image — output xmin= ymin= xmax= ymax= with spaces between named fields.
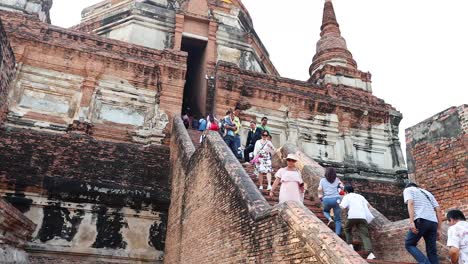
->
xmin=186 ymin=129 xmax=416 ymax=264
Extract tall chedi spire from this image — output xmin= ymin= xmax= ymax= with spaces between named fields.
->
xmin=309 ymin=0 xmax=372 ymax=92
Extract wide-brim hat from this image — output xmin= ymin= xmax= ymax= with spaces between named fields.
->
xmin=286 ymin=154 xmax=298 ymax=161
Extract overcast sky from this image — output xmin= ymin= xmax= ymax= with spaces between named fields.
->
xmin=51 ymin=0 xmax=467 ymax=159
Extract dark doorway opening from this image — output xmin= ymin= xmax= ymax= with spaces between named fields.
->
xmin=181 ymin=37 xmax=207 ymax=119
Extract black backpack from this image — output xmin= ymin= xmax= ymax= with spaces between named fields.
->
xmin=219 ymin=117 xmax=226 ymax=136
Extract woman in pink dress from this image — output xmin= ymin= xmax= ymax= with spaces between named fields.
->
xmin=269 ymin=154 xmax=304 ymax=204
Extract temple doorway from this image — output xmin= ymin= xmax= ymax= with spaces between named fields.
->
xmin=181 ymin=37 xmax=207 ymax=119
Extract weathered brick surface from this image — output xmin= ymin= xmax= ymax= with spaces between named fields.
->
xmin=165 ymin=117 xmax=366 ymax=263
xmin=0 ymin=17 xmax=15 ymax=124
xmin=214 ymin=62 xmax=406 ymax=177
xmin=215 ymin=62 xmax=394 ymax=123
xmin=406 ymin=105 xmax=468 ymax=215
xmin=0 ymin=126 xmax=171 ymax=208
xmin=0 ymin=126 xmax=170 ymax=262
xmin=0 ymin=198 xmax=36 ymax=263
xmin=0 ymin=9 xmax=184 ymax=263
xmin=0 ymin=11 xmax=187 ymax=143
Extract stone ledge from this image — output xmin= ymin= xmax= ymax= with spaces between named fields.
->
xmin=0 ymin=11 xmax=187 ymax=69
xmin=0 ymin=198 xmax=36 ymax=248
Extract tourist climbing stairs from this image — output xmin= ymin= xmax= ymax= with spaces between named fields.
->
xmin=186 ymin=129 xmax=415 ymax=264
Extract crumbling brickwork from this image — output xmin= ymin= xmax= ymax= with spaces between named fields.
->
xmin=0 ymin=126 xmax=171 ymax=262
xmin=0 ymin=18 xmax=15 ymax=124
xmin=0 ymin=127 xmax=171 ymax=204
xmin=406 ymin=105 xmax=468 ymax=215
xmin=0 ymin=10 xmax=186 ymax=262
xmin=213 ymin=62 xmax=407 ymax=210
xmin=0 ymin=198 xmax=36 ymax=263
xmin=0 ymin=11 xmax=187 ymax=144
xmin=165 ymin=117 xmax=367 ymax=263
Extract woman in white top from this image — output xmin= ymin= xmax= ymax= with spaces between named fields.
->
xmin=253 ymin=130 xmax=275 ymax=190
xmin=269 ymin=154 xmax=304 ymax=204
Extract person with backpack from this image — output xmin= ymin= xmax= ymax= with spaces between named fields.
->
xmin=403 ymin=182 xmax=442 ymax=264
xmin=340 ymin=184 xmax=376 ymax=260
xmin=222 ymin=110 xmax=241 ymax=159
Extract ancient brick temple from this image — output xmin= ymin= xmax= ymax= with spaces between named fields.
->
xmin=0 ymin=0 xmax=458 ymax=263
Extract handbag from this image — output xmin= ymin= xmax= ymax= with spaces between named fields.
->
xmin=250 ymin=155 xmax=260 ymax=164
xmin=249 ymin=142 xmax=267 ymax=165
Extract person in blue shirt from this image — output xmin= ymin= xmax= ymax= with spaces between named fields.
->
xmin=198 ymin=117 xmax=207 ymax=131
xmin=223 ymin=110 xmax=241 ymax=159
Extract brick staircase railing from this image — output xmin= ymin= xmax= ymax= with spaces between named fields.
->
xmin=165 ymin=119 xmax=368 ymax=263
xmin=179 ymin=126 xmax=450 ymax=263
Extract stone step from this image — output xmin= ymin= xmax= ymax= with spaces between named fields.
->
xmin=186 ymin=129 xmax=204 ymax=148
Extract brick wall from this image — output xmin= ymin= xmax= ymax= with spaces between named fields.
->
xmin=0 ymin=127 xmax=171 ymax=202
xmin=165 ymin=117 xmax=367 ymax=263
xmin=0 ymin=198 xmax=36 ymax=263
xmin=0 ymin=18 xmax=15 ymax=124
xmin=0 ymin=11 xmax=187 ymax=143
xmin=213 ymin=62 xmax=406 ymax=176
xmin=0 ymin=126 xmax=171 ymax=262
xmin=406 ymin=105 xmax=468 ymax=215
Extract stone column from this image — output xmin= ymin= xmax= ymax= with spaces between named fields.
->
xmin=390 ymin=111 xmax=406 ymax=171
xmin=174 ymin=13 xmax=184 ymax=50
xmin=286 ymin=120 xmax=299 ymax=145
xmin=342 ymin=133 xmax=357 ymax=168
xmin=205 ymin=20 xmax=218 ymax=115
xmin=73 ymin=60 xmax=103 ymax=132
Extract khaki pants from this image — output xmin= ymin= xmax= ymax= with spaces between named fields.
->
xmin=344 ymin=218 xmax=372 ymax=252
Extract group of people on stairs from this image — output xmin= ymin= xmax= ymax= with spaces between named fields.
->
xmin=192 ymin=106 xmax=467 ymax=264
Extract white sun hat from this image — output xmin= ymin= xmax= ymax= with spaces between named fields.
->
xmin=286 ymin=154 xmax=298 ymax=161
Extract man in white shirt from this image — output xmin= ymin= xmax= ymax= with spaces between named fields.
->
xmin=446 ymin=209 xmax=468 ymax=264
xmin=403 ymin=182 xmax=442 ymax=264
xmin=340 ymin=184 xmax=375 ymax=260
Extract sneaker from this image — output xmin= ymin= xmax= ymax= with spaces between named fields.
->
xmin=366 ymin=253 xmax=376 ymax=260
xmin=267 ymin=185 xmax=272 ymax=191
xmin=259 ymin=186 xmax=263 ymax=190
xmin=327 ymin=219 xmax=334 ymax=226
